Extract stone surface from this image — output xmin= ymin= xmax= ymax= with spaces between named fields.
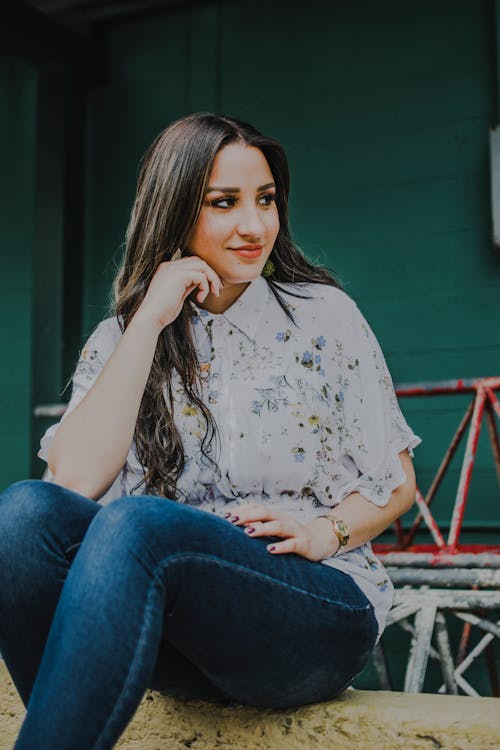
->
xmin=1 ymin=660 xmax=499 ymax=749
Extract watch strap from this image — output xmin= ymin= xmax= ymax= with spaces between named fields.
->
xmin=318 ymin=512 xmax=350 ymax=556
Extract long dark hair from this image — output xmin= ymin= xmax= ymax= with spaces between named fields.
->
xmin=112 ymin=113 xmax=342 ymax=499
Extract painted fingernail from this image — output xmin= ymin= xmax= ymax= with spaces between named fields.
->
xmin=245 ymin=527 xmax=255 ymax=534
xmin=230 ymin=516 xmax=239 ymax=523
xmin=267 ymin=545 xmax=275 ymax=552
xmin=223 ymin=512 xmax=231 ymax=518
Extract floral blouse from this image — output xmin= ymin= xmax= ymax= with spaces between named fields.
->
xmin=39 ymin=277 xmax=421 ymax=636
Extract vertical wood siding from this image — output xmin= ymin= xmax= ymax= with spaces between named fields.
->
xmin=0 ymin=58 xmax=36 ymax=486
xmin=80 ymin=0 xmax=500 ymax=531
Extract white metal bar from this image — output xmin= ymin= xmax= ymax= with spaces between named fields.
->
xmin=404 ymin=606 xmax=437 ymax=693
xmin=434 ymin=612 xmax=458 ymax=695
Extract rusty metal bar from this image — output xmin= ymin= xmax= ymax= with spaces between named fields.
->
xmin=485 ymin=641 xmax=500 ymax=697
xmin=397 ymin=618 xmax=440 ymax=660
xmin=454 ymin=611 xmax=500 ymax=697
xmin=372 ymin=642 xmax=393 ymax=691
xmin=484 ymin=392 xmax=500 ymax=489
xmin=447 ymin=388 xmax=487 ymax=549
xmin=486 ymin=386 xmax=500 ymax=419
xmin=395 ymin=376 xmax=500 ymax=397
xmin=404 ymin=606 xmax=437 ymax=693
xmin=378 ymin=552 xmax=500 ymax=568
xmin=434 ymin=612 xmax=458 ymax=695
xmin=403 ymin=401 xmax=474 ymax=547
xmin=455 ymin=674 xmax=480 ymax=697
xmin=454 ymin=612 xmax=500 ymax=639
xmin=412 ymin=489 xmax=446 ymax=548
xmin=394 ymin=518 xmax=405 ymax=547
xmin=385 ymin=602 xmax=421 ymax=627
xmin=454 ymin=632 xmax=495 ymax=683
xmin=393 ymin=589 xmax=500 ymax=609
xmin=387 ymin=568 xmax=500 ymax=587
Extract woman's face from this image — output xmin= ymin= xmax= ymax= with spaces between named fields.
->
xmin=187 ymin=142 xmax=280 ymax=311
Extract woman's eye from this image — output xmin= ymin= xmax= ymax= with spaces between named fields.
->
xmin=210 ymin=197 xmax=237 ymax=208
xmin=258 ymin=193 xmax=276 ymax=206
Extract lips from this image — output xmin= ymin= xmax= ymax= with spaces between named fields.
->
xmin=230 ymin=244 xmax=264 ymax=259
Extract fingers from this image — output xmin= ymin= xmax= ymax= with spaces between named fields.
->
xmin=222 ymin=504 xmax=306 ymax=555
xmin=172 ymin=256 xmax=223 ymax=299
xmin=266 ymin=538 xmax=300 ymax=555
xmin=190 ymin=264 xmax=223 ymax=300
xmin=220 ymin=507 xmax=334 ymax=561
xmin=223 ymin=503 xmax=283 ymax=525
xmin=137 ymin=256 xmax=224 ymax=331
xmin=244 ymin=522 xmax=303 ymax=556
xmin=182 ymin=271 xmax=208 ymax=301
xmin=243 ymin=520 xmax=290 ymax=538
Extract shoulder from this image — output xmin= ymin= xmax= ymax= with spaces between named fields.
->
xmin=274 ymin=282 xmax=358 ymax=323
xmin=85 ymin=315 xmax=123 ymax=342
xmin=79 ymin=315 xmax=123 ymax=361
xmin=270 ymin=282 xmax=377 ymax=357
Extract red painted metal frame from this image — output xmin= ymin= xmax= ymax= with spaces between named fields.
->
xmin=373 ymin=377 xmax=500 ymax=564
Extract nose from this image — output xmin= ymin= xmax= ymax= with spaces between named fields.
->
xmin=236 ymin=203 xmax=265 ymax=239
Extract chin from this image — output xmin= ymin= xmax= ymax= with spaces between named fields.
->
xmin=222 ymin=266 xmax=265 ymax=285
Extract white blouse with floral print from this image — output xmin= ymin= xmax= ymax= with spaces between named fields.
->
xmin=39 ymin=277 xmax=421 ymax=636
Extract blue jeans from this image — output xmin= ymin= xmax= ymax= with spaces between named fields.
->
xmin=0 ymin=480 xmax=377 ymax=749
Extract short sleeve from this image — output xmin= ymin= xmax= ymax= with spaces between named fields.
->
xmin=337 ymin=300 xmax=421 ymax=507
xmin=38 ymin=317 xmax=124 ymax=465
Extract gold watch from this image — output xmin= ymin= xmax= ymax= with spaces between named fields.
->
xmin=318 ymin=512 xmax=350 ymax=556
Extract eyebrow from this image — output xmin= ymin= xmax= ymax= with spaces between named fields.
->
xmin=205 ymin=182 xmax=276 ymax=194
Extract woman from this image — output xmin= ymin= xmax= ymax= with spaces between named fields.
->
xmin=0 ymin=113 xmax=421 ymax=749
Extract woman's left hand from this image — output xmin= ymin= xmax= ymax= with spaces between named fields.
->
xmin=221 ymin=503 xmax=340 ymax=562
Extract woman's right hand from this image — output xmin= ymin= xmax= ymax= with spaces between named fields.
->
xmin=134 ymin=255 xmax=223 ymax=331
xmin=48 ymin=255 xmax=222 ymax=498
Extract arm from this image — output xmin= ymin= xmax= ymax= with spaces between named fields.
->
xmin=305 ymin=449 xmax=416 ymax=557
xmin=48 ymin=258 xmax=222 ymax=500
xmin=224 ymin=449 xmax=416 ymax=561
xmin=48 ymin=316 xmax=162 ymax=500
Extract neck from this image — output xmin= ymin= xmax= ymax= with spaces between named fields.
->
xmin=196 ymin=280 xmax=251 ymax=314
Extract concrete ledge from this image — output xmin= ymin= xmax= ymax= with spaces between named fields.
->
xmin=1 ymin=660 xmax=499 ymax=749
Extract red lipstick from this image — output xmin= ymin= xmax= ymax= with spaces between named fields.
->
xmin=230 ymin=244 xmax=263 ymax=259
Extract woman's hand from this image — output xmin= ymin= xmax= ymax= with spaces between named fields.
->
xmin=222 ymin=452 xmax=416 ymax=563
xmin=222 ymin=503 xmax=340 ymax=562
xmin=134 ymin=256 xmax=223 ymax=331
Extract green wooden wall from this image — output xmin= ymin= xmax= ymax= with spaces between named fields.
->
xmin=0 ymin=57 xmax=36 ymax=486
xmin=82 ymin=0 xmax=500 ymax=533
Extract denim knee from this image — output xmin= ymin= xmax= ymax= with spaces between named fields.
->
xmin=0 ymin=480 xmax=64 ymax=545
xmin=0 ymin=480 xmax=99 ymax=596
xmin=0 ymin=479 xmax=89 ymax=545
xmin=79 ymin=495 xmax=223 ymax=569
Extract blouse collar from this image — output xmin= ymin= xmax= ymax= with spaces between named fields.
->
xmin=190 ymin=276 xmax=270 ymax=343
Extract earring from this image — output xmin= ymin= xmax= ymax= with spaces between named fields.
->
xmin=262 ymin=258 xmax=275 ymax=278
xmin=171 ymin=248 xmax=182 ymax=261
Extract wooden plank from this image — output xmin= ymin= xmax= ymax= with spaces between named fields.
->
xmin=0 ymin=57 xmax=36 ymax=489
xmin=490 ymin=125 xmax=500 ymax=249
xmin=187 ymin=3 xmax=219 ymax=112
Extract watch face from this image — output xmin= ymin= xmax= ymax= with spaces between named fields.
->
xmin=336 ymin=520 xmax=349 ymax=544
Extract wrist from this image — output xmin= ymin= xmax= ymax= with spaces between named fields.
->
xmin=317 ymin=512 xmax=350 ymax=556
xmin=129 ymin=309 xmax=165 ymax=338
xmin=309 ymin=517 xmax=341 ymax=557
